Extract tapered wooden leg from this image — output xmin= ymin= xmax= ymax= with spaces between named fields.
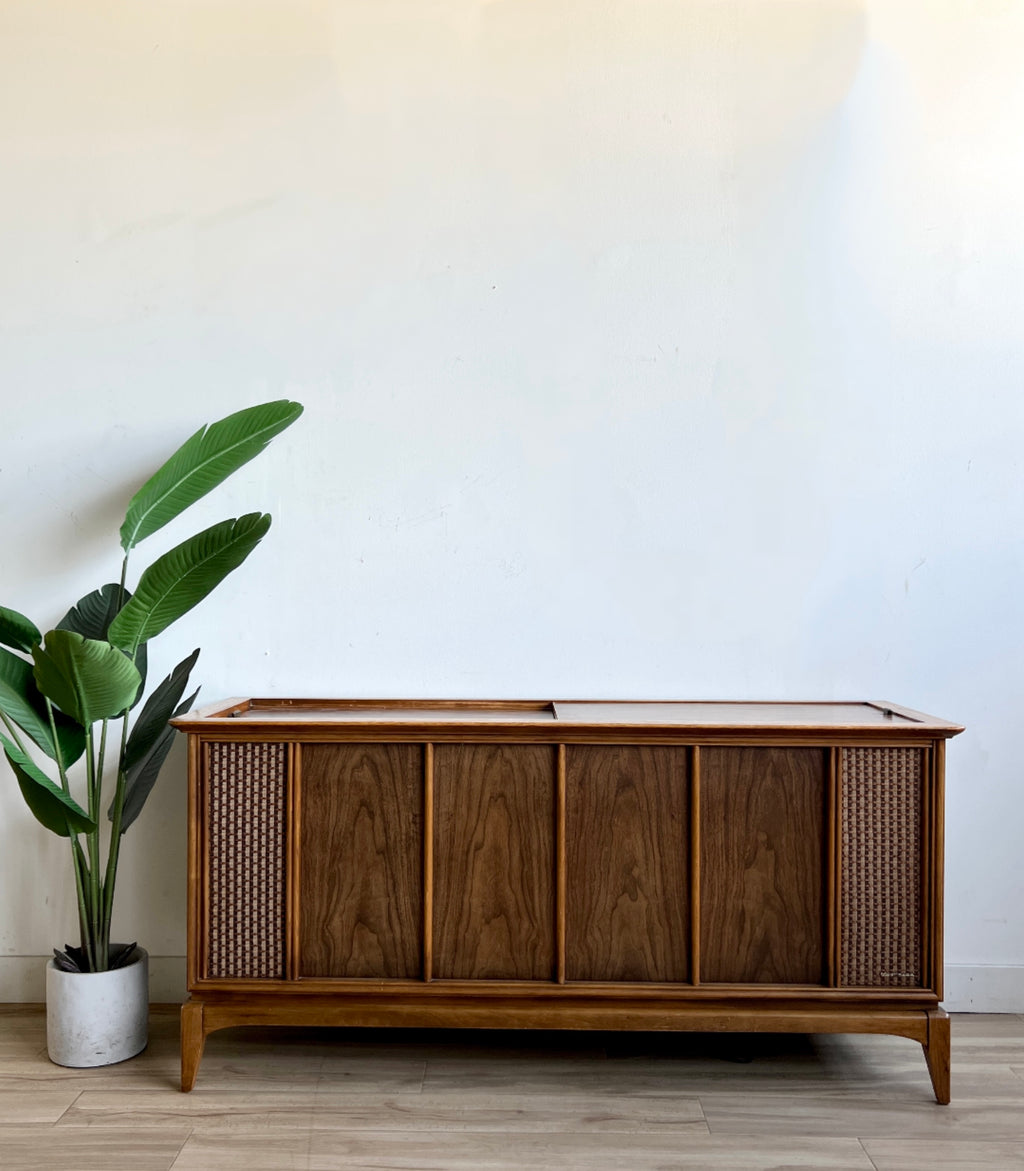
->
xmin=181 ymin=998 xmax=206 ymax=1092
xmin=924 ymin=1008 xmax=951 ymax=1104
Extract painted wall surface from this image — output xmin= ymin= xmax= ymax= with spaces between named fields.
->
xmin=1 ymin=1 xmax=1021 ymax=1006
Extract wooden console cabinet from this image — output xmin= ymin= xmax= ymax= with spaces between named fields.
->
xmin=172 ymin=699 xmax=962 ymax=1100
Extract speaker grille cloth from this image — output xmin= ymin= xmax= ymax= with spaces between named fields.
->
xmin=206 ymin=742 xmax=287 ymax=979
xmin=840 ymin=747 xmax=924 ymax=988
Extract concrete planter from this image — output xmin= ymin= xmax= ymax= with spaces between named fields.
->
xmin=46 ymin=947 xmax=149 ymax=1067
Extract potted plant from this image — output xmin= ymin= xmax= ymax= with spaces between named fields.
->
xmin=0 ymin=399 xmax=302 ymax=1066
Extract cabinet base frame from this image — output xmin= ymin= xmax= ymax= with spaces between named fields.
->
xmin=180 ymin=993 xmax=950 ymax=1104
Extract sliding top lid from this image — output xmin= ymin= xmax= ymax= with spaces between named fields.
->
xmin=170 ymin=698 xmax=963 ymax=736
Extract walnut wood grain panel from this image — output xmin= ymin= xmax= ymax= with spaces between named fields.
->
xmin=299 ymin=743 xmax=423 ymax=979
xmin=565 ymin=746 xmax=690 ymax=983
xmin=433 ymin=744 xmax=556 ymax=981
xmin=700 ymin=747 xmax=827 ymax=984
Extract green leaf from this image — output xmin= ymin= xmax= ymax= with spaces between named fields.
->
xmin=32 ymin=631 xmax=142 ymax=727
xmin=108 ymin=513 xmax=272 ymax=653
xmin=1 ymin=735 xmax=95 ymax=836
xmin=57 ymin=584 xmax=148 ymax=706
xmin=0 ymin=647 xmax=85 ymax=766
xmin=109 ymin=942 xmax=139 ymax=969
xmin=0 ymin=648 xmax=57 ymax=753
xmin=123 ymin=648 xmax=199 ymax=774
xmin=0 ymin=606 xmax=41 ymax=654
xmin=119 ymin=400 xmax=303 ymax=552
xmin=52 ymin=714 xmax=86 ymax=767
xmin=115 ymin=687 xmax=198 ymax=832
xmin=57 ymin=584 xmax=124 ymax=640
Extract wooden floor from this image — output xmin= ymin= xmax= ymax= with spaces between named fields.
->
xmin=1 ymin=1008 xmax=1023 ymax=1170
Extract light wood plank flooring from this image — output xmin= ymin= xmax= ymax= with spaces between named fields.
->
xmin=1 ymin=1007 xmax=1022 ymax=1169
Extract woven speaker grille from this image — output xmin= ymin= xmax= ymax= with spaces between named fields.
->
xmin=206 ymin=742 xmax=287 ymax=979
xmin=840 ymin=747 xmax=924 ymax=988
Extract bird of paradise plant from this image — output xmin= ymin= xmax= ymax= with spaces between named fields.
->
xmin=0 ymin=400 xmax=302 ymax=972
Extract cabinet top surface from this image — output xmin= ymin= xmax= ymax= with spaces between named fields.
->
xmin=171 ymin=699 xmax=963 ymax=737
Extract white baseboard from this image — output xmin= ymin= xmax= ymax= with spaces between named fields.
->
xmin=2 ymin=957 xmax=1021 ymax=1013
xmin=942 ymin=965 xmax=1024 ymax=1013
xmin=0 ymin=955 xmax=187 ymax=1003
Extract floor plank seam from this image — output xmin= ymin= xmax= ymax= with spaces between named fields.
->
xmin=857 ymin=1136 xmax=882 ymax=1170
xmin=694 ymin=1098 xmax=717 ymax=1135
xmin=53 ymin=1088 xmax=87 ymax=1125
xmin=689 ymin=1095 xmax=710 ymax=1131
xmin=166 ymin=1128 xmax=194 ymax=1171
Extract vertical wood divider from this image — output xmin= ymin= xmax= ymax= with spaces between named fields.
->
xmin=423 ymin=743 xmax=434 ymax=983
xmin=826 ymin=748 xmax=838 ymax=987
xmin=556 ymin=744 xmax=567 ymax=984
xmin=690 ymin=746 xmax=701 ymax=986
xmin=287 ymin=743 xmax=302 ymax=981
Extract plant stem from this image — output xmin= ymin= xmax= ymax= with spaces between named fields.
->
xmin=40 ymin=701 xmax=95 ymax=971
xmin=0 ymin=711 xmax=30 ymax=757
xmin=93 ymin=715 xmax=111 ymax=965
xmin=117 ymin=554 xmax=129 ymax=608
xmin=95 ymin=551 xmax=132 ymax=967
xmin=70 ymin=835 xmax=94 ymax=971
xmin=44 ymin=701 xmax=71 ymax=796
xmin=96 ymin=718 xmax=109 ymax=799
xmin=82 ymin=726 xmax=104 ymax=969
xmin=100 ymin=710 xmax=133 ymax=960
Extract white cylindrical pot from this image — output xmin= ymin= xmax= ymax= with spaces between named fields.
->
xmin=46 ymin=947 xmax=149 ymax=1067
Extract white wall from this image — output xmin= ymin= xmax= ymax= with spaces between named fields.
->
xmin=1 ymin=0 xmax=1021 ymax=1007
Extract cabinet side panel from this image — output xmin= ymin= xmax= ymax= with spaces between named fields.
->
xmin=300 ymin=744 xmax=423 ymax=979
xmin=206 ymin=741 xmax=288 ymax=980
xmin=840 ymin=747 xmax=925 ymax=988
xmin=700 ymin=747 xmax=826 ymax=984
xmin=565 ymin=746 xmax=690 ymax=983
xmin=433 ymin=744 xmax=556 ymax=981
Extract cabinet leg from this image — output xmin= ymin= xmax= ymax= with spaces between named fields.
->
xmin=181 ymin=999 xmax=206 ymax=1093
xmin=923 ymin=1008 xmax=951 ymax=1104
